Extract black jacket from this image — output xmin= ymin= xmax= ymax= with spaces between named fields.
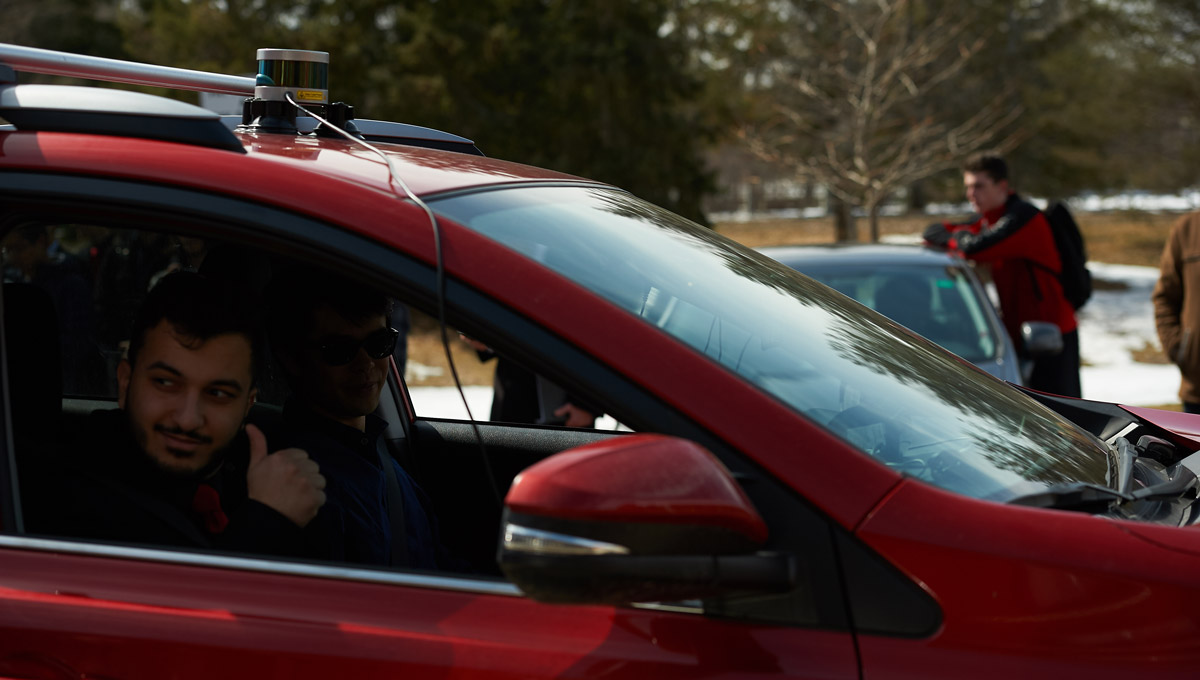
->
xmin=25 ymin=409 xmax=311 ymax=558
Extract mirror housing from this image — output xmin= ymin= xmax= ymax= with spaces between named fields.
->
xmin=498 ymin=434 xmax=795 ymax=604
xmin=1021 ymin=320 xmax=1063 ymax=357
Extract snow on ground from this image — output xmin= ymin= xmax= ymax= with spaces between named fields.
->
xmin=410 ymin=260 xmax=1180 ymax=418
xmin=409 ymin=385 xmax=626 ymax=429
xmin=713 ymin=190 xmax=1200 ymax=223
xmin=408 ymin=385 xmax=492 ymax=422
xmin=1077 ymin=263 xmax=1177 ymax=406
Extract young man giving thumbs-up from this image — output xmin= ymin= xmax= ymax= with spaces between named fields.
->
xmin=28 ymin=271 xmax=327 ymax=558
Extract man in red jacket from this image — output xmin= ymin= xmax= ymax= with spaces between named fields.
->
xmin=924 ymin=154 xmax=1080 ymax=396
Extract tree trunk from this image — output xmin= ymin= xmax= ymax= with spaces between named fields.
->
xmin=907 ymin=181 xmax=926 ymax=212
xmin=831 ymin=195 xmax=857 ymax=242
xmin=869 ymin=203 xmax=881 ymax=243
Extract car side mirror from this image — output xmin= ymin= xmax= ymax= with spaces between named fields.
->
xmin=1021 ymin=321 xmax=1063 ymax=357
xmin=497 ymin=434 xmax=796 ymax=605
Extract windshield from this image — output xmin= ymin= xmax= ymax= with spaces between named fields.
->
xmin=432 ymin=186 xmax=1110 ymax=502
xmin=794 ymin=262 xmax=1000 ymax=363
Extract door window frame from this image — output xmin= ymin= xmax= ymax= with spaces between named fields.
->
xmin=0 ymin=171 xmax=852 ymax=630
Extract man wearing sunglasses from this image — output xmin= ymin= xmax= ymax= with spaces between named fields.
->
xmin=267 ymin=266 xmax=444 ymax=569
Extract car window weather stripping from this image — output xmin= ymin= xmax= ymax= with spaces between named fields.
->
xmin=284 ymin=93 xmax=504 ymax=509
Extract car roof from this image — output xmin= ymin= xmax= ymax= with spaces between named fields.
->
xmin=238 ymin=131 xmax=592 ymax=197
xmin=0 ymin=125 xmax=593 ymax=198
xmin=0 ymin=125 xmax=611 ymax=274
xmin=759 ymin=242 xmax=966 ymax=269
xmin=0 ymin=67 xmax=599 ymax=199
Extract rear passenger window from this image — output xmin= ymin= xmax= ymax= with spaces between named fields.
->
xmin=0 ymin=209 xmax=611 ymax=578
xmin=2 ymin=224 xmax=251 ymax=400
xmin=0 ymin=216 xmax=476 ymax=570
xmin=4 ymin=223 xmax=116 ymax=399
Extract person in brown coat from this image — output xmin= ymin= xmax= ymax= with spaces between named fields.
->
xmin=1153 ymin=211 xmax=1200 ymax=413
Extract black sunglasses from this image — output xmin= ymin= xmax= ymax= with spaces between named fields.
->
xmin=312 ymin=327 xmax=399 ymax=366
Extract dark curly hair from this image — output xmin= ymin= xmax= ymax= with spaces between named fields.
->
xmin=126 ymin=271 xmax=266 ymax=386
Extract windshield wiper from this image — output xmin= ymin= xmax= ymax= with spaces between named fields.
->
xmin=1010 ymin=444 xmax=1200 ymax=513
xmin=1130 ymin=448 xmax=1200 ymax=502
xmin=1007 ymin=437 xmax=1138 ymax=513
xmin=1008 ymin=483 xmax=1132 ymax=513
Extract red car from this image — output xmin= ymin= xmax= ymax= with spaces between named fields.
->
xmin=1 ymin=43 xmax=1200 ymax=679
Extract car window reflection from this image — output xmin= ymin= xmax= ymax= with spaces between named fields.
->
xmin=433 ymin=186 xmax=1112 ymax=503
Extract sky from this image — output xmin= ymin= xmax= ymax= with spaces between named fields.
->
xmin=409 ymin=258 xmax=1178 ymax=422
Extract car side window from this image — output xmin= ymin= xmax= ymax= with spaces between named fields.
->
xmin=4 ymin=223 xmax=123 ymax=399
xmin=405 ymin=317 xmax=630 ymax=430
xmin=0 ymin=216 xmax=503 ymax=577
xmin=0 ymin=199 xmax=848 ymax=629
xmin=2 ymin=224 xmax=267 ymax=401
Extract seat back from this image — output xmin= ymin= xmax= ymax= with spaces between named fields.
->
xmin=4 ymin=282 xmax=63 ymax=446
xmin=2 ymin=282 xmax=64 ymax=530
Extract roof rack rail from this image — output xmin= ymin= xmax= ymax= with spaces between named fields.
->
xmin=0 ymin=43 xmax=249 ymax=152
xmin=0 ymin=42 xmax=483 ymax=155
xmin=0 ymin=81 xmax=246 ymax=153
xmin=0 ymin=43 xmax=254 ymax=95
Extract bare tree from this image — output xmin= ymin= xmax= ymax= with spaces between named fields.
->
xmin=738 ymin=0 xmax=1026 ymax=241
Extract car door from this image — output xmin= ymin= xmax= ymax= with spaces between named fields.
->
xmin=0 ymin=172 xmax=865 ymax=679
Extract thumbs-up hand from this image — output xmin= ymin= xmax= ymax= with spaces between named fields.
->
xmin=245 ymin=424 xmax=326 ymax=527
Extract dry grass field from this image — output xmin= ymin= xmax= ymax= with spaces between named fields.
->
xmin=406 ymin=208 xmax=1186 ymax=391
xmin=403 ymin=324 xmax=496 ymax=387
xmin=713 ymin=210 xmax=1179 ymax=268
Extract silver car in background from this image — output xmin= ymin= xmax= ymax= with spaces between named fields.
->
xmin=760 ymin=244 xmax=1062 ymax=386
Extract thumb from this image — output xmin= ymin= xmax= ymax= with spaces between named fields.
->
xmin=246 ymin=423 xmax=268 ymax=465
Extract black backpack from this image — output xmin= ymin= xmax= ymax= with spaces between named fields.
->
xmin=1043 ymin=201 xmax=1092 ymax=310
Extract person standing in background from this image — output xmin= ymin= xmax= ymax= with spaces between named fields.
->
xmin=1153 ymin=212 xmax=1200 ymax=413
xmin=924 ymin=154 xmax=1080 ymax=397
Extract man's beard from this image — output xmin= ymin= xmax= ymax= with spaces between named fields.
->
xmin=126 ymin=413 xmax=231 ymax=480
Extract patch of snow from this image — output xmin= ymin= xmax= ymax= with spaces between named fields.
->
xmin=1071 ymin=192 xmax=1200 ymax=213
xmin=1077 ymin=263 xmax=1177 ymax=405
xmin=404 ymin=362 xmax=444 ymax=381
xmin=715 ymin=190 xmax=1200 ymax=223
xmin=409 ymin=385 xmax=626 ymax=430
xmin=879 ymin=233 xmax=925 ymax=246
